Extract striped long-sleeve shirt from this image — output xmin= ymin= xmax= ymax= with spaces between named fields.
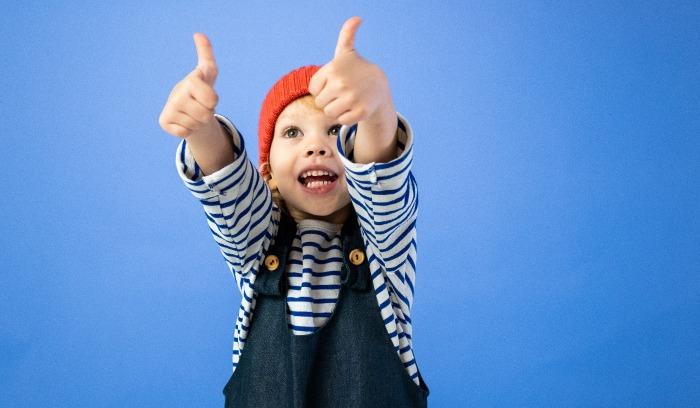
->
xmin=175 ymin=112 xmax=421 ymax=385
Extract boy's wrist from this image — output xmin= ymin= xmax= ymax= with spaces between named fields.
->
xmin=367 ymin=101 xmax=396 ymax=130
xmin=352 ymin=102 xmax=398 ymax=164
xmin=185 ymin=115 xmax=236 ymax=176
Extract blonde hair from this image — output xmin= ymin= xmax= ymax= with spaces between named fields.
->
xmin=260 ymin=161 xmax=287 ymax=213
xmin=294 ymin=94 xmax=318 ymax=110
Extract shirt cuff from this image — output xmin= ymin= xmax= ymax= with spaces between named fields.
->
xmin=175 ymin=114 xmax=248 ymax=199
xmin=336 ymin=112 xmax=414 ymax=188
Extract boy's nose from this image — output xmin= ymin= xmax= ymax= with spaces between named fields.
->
xmin=304 ymin=145 xmax=328 ymax=157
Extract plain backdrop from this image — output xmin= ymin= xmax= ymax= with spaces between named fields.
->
xmin=1 ymin=1 xmax=698 ymax=407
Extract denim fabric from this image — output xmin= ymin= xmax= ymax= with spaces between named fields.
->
xmin=222 ymin=213 xmax=430 ymax=407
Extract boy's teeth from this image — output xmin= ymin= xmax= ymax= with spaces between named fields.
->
xmin=302 ymin=170 xmax=333 ymax=178
xmin=306 ymin=180 xmax=331 ymax=188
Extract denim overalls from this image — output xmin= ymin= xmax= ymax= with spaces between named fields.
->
xmin=222 ymin=212 xmax=430 ymax=407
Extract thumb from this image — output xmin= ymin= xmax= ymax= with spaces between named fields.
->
xmin=334 ymin=16 xmax=362 ymax=59
xmin=193 ymin=32 xmax=218 ymax=86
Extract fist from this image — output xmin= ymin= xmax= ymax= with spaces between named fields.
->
xmin=308 ymin=16 xmax=392 ymax=126
xmin=159 ymin=33 xmax=220 ymax=138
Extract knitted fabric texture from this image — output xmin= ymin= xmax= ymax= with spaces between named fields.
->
xmin=258 ymin=65 xmax=321 ymax=178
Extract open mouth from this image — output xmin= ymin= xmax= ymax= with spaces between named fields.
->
xmin=297 ymin=168 xmax=339 ymax=190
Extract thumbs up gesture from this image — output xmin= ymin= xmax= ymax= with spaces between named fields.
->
xmin=159 ymin=33 xmax=221 ymax=139
xmin=309 ymin=16 xmax=395 ymax=127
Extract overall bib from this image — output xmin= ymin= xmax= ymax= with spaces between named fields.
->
xmin=222 ymin=213 xmax=430 ymax=407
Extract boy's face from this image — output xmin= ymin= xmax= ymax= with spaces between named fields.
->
xmin=269 ymin=95 xmax=351 ymax=222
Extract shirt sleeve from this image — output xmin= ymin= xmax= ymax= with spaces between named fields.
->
xmin=336 ymin=112 xmax=419 ymax=312
xmin=175 ymin=114 xmax=278 ymax=294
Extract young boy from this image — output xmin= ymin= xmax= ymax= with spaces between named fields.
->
xmin=159 ymin=17 xmax=429 ymax=407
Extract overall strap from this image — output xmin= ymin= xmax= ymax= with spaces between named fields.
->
xmin=340 ymin=214 xmax=371 ymax=292
xmin=255 ymin=211 xmax=371 ymax=295
xmin=255 ymin=212 xmax=297 ymax=296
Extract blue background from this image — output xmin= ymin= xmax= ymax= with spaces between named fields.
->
xmin=1 ymin=1 xmax=698 ymax=406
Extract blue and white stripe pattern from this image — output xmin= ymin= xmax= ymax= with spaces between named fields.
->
xmin=175 ymin=112 xmax=421 ymax=385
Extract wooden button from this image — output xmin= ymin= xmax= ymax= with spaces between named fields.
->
xmin=264 ymin=255 xmax=280 ymax=271
xmin=349 ymin=249 xmax=365 ymax=266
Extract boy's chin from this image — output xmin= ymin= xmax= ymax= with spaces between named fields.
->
xmin=286 ymin=202 xmax=352 ymax=224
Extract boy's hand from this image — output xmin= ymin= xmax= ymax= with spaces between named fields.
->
xmin=159 ymin=33 xmax=221 ymax=139
xmin=309 ymin=17 xmax=398 ymax=164
xmin=159 ymin=33 xmax=234 ymax=175
xmin=309 ymin=16 xmax=395 ymax=127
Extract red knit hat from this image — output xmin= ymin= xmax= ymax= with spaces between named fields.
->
xmin=258 ymin=65 xmax=321 ymax=178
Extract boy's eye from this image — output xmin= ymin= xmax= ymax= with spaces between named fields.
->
xmin=283 ymin=127 xmax=301 ymax=138
xmin=328 ymin=124 xmax=342 ymax=136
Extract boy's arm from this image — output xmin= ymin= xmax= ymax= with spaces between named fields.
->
xmin=337 ymin=113 xmax=418 ymax=312
xmin=176 ymin=114 xmax=278 ymax=294
xmin=308 ymin=16 xmax=398 ymax=164
xmin=310 ymin=17 xmax=417 ymax=311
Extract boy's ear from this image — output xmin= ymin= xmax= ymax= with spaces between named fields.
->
xmin=262 ymin=162 xmax=277 ymax=189
xmin=267 ymin=172 xmax=278 ymax=192
xmin=260 ymin=161 xmax=271 ymax=176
